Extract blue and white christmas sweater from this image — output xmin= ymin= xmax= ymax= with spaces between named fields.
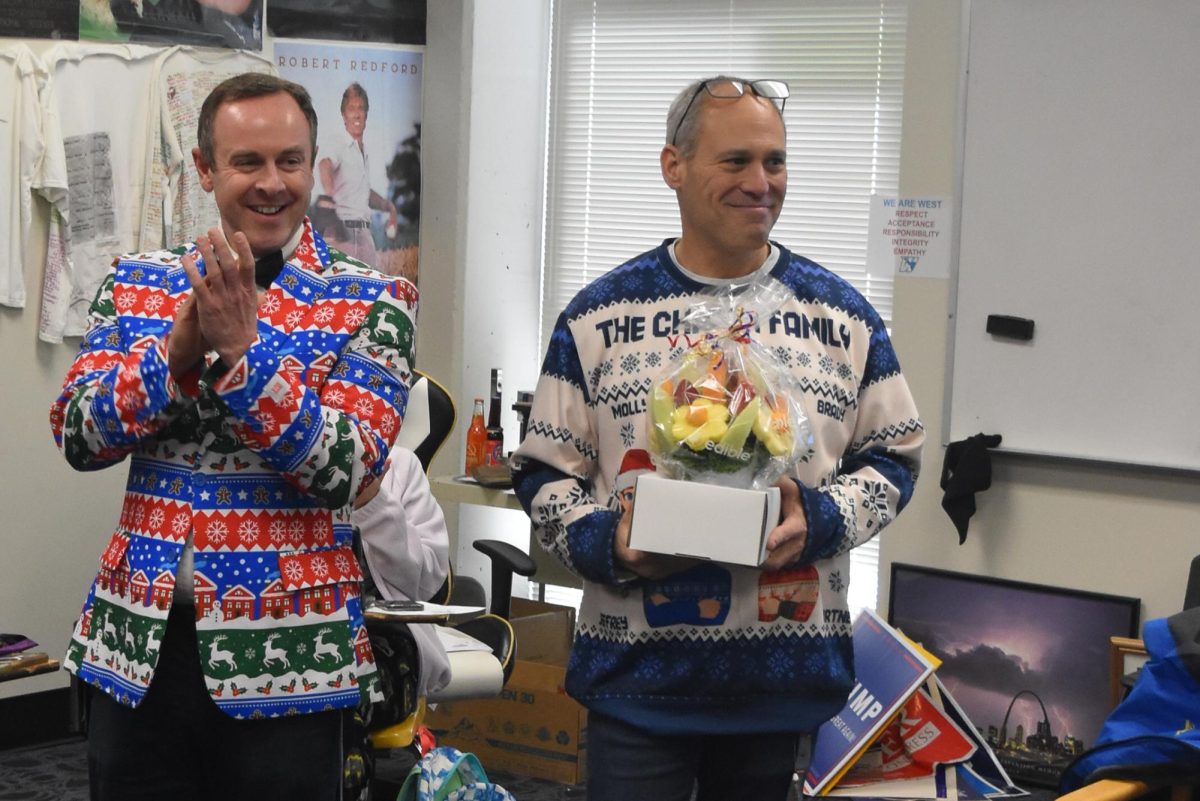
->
xmin=511 ymin=240 xmax=924 ymax=736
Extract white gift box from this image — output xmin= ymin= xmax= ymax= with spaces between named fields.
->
xmin=628 ymin=473 xmax=781 ymax=567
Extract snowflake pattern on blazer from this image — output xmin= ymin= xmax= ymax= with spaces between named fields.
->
xmin=50 ymin=219 xmax=417 ymax=719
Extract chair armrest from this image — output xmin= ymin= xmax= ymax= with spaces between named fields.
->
xmin=473 ymin=539 xmax=537 ymax=577
xmin=472 ymin=539 xmax=537 ymax=617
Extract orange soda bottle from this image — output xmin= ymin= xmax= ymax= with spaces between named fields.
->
xmin=465 ymin=398 xmax=487 ymax=472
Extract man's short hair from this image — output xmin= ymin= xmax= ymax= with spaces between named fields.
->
xmin=197 ymin=73 xmax=318 ymax=167
xmin=341 ymin=82 xmax=369 ymax=115
xmin=666 ymin=74 xmax=787 ymax=157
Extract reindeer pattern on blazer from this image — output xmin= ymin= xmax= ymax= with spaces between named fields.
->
xmin=50 ymin=219 xmax=417 ymax=719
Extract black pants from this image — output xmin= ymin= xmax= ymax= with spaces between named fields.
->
xmin=87 ymin=604 xmax=346 ymax=801
xmin=586 ymin=709 xmax=806 ymax=801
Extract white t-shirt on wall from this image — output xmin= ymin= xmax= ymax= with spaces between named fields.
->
xmin=143 ymin=46 xmax=273 ymax=251
xmin=35 ymin=43 xmax=162 ymax=344
xmin=0 ymin=44 xmax=49 ymax=310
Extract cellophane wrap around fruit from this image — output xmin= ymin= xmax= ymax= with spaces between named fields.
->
xmin=647 ymin=277 xmax=813 ymax=490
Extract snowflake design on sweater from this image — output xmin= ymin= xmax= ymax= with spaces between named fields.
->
xmin=238 ymin=521 xmax=259 ymax=545
xmin=837 ymin=363 xmax=853 ymax=381
xmin=774 ymin=345 xmax=793 ymax=367
xmin=634 ymin=653 xmax=664 ymax=680
xmin=819 ymin=354 xmax=835 ymax=374
xmin=208 ymin=520 xmax=228 ymax=545
xmin=354 ymin=397 xmax=375 ymax=419
xmin=284 ymin=561 xmax=304 ymax=582
xmin=860 ymin=480 xmax=890 ymax=520
xmin=601 ymin=360 xmax=613 ymax=377
xmin=620 ymin=421 xmax=636 ymax=449
xmin=767 ymin=647 xmax=795 ymax=679
xmin=533 ymin=483 xmax=585 ymax=528
xmin=646 ymin=351 xmax=662 ymax=369
xmin=620 ymin=353 xmax=640 ymax=374
xmin=828 ymin=570 xmax=845 ymax=594
xmin=253 ymin=411 xmax=280 ymax=436
xmin=798 ymin=352 xmax=812 ymax=367
xmin=589 ymin=366 xmax=604 ymax=394
xmin=713 ymin=651 xmax=734 ymax=682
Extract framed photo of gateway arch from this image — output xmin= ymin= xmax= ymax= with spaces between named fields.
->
xmin=887 ymin=563 xmax=1139 ymax=788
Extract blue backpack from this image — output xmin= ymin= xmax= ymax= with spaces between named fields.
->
xmin=396 ymin=747 xmax=516 ymax=801
xmin=1059 ymin=607 xmax=1200 ymax=792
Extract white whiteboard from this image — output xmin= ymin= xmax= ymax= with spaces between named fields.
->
xmin=948 ymin=0 xmax=1200 ymax=472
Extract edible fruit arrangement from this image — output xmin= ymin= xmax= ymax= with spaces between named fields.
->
xmin=649 ymin=345 xmax=800 ymax=483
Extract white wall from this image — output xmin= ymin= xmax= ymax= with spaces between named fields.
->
xmin=414 ymin=0 xmax=550 ymax=594
xmin=880 ymin=0 xmax=1200 ymax=624
xmin=0 ymin=137 xmax=126 ymax=701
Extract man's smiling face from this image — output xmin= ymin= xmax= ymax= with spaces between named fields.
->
xmin=194 ymin=91 xmax=315 ymax=257
xmin=670 ymin=93 xmax=787 ymax=266
xmin=342 ymin=94 xmax=368 ymax=142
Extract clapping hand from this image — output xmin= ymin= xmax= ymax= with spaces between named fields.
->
xmin=179 ymin=227 xmax=259 ymax=367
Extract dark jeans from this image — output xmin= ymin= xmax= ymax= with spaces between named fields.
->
xmin=586 ymin=709 xmax=806 ymax=801
xmin=87 ymin=604 xmax=347 ymax=801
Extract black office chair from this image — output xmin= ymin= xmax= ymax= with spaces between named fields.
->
xmin=351 ymin=371 xmax=534 ymax=798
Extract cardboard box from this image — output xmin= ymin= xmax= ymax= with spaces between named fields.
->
xmin=628 ymin=473 xmax=781 ymax=567
xmin=425 ymin=599 xmax=587 ymax=785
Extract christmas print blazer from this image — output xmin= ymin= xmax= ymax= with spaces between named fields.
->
xmin=50 ymin=220 xmax=417 ymax=719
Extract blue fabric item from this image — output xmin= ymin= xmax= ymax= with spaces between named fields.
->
xmin=397 ymin=747 xmax=515 ymax=801
xmin=1058 ymin=608 xmax=1200 ymax=792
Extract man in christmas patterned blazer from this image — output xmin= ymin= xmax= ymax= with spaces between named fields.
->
xmin=49 ymin=73 xmax=417 ymax=800
xmin=511 ymin=76 xmax=925 ymax=801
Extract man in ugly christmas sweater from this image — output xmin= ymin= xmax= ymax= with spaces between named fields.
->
xmin=511 ymin=75 xmax=925 ymax=801
xmin=50 ymin=73 xmax=416 ymax=800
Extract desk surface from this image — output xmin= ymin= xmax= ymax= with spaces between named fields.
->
xmin=430 ymin=475 xmax=524 ymax=512
xmin=430 ymin=475 xmax=581 ymax=590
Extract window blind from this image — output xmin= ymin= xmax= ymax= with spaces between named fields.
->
xmin=541 ymin=0 xmax=908 ymax=614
